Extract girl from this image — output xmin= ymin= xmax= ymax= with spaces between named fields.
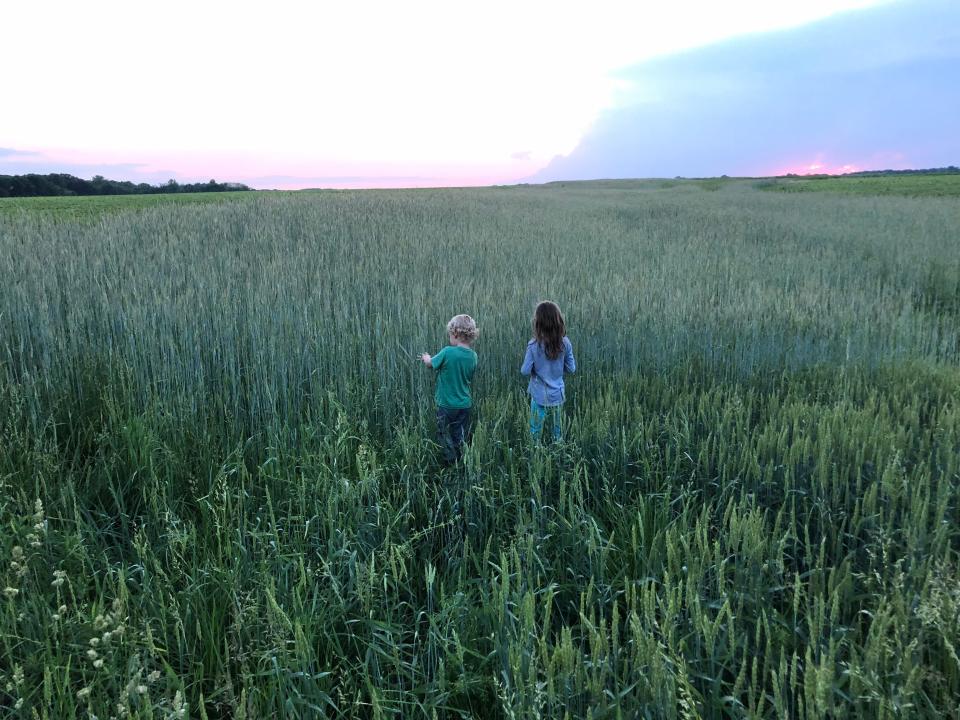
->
xmin=520 ymin=301 xmax=576 ymax=441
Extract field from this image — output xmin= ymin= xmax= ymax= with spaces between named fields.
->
xmin=2 ymin=179 xmax=959 ymax=718
xmin=0 ymin=191 xmax=254 ymax=220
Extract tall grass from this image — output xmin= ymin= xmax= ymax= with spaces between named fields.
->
xmin=1 ymin=182 xmax=959 ymax=717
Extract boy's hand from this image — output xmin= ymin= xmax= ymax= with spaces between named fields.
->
xmin=420 ymin=353 xmax=432 ymax=366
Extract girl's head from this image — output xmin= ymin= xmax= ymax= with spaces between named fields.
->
xmin=533 ymin=301 xmax=566 ymax=360
xmin=447 ymin=314 xmax=479 ymax=345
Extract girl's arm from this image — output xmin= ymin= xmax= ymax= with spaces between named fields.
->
xmin=520 ymin=343 xmax=535 ymax=376
xmin=564 ymin=338 xmax=576 ymax=373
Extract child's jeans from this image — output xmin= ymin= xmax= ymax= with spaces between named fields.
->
xmin=530 ymin=399 xmax=563 ymax=441
xmin=437 ymin=407 xmax=472 ymax=464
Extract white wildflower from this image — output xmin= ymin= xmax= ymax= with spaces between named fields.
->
xmin=86 ymin=649 xmax=98 ymax=660
xmin=137 ymin=685 xmax=147 ymax=695
xmin=147 ymin=670 xmax=161 ymax=683
xmin=14 ymin=698 xmax=24 ymax=710
xmin=3 ymin=587 xmax=18 ymax=600
xmin=93 ymin=659 xmax=104 ymax=669
xmin=172 ymin=689 xmax=186 ymax=718
xmin=89 ymin=637 xmax=100 ymax=647
xmin=77 ymin=686 xmax=91 ymax=699
xmin=33 ymin=499 xmax=46 ymax=534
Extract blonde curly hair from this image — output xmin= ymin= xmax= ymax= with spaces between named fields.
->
xmin=446 ymin=314 xmax=479 ymax=343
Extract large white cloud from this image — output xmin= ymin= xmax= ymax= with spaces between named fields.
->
xmin=529 ymin=0 xmax=960 ymax=181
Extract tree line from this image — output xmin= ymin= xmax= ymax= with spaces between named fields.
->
xmin=0 ymin=173 xmax=252 ymax=198
xmin=782 ymin=166 xmax=960 ymax=179
xmin=845 ymin=166 xmax=959 ymax=177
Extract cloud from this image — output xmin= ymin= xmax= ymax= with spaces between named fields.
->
xmin=511 ymin=151 xmax=533 ymax=161
xmin=254 ymin=175 xmax=442 ymax=184
xmin=0 ymin=147 xmax=40 ymax=158
xmin=0 ymin=148 xmax=212 ymax=185
xmin=528 ymin=0 xmax=960 ymax=181
xmin=0 ymin=147 xmax=501 ymax=189
xmin=250 ymin=174 xmax=446 ymax=189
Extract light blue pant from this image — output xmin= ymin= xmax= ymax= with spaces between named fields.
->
xmin=530 ymin=399 xmax=563 ymax=441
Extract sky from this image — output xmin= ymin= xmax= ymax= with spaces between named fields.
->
xmin=1 ymin=0 xmax=954 ymax=189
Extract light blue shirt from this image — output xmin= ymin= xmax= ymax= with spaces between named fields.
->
xmin=520 ymin=337 xmax=576 ymax=406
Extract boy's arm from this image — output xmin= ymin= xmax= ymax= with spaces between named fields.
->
xmin=564 ymin=338 xmax=576 ymax=373
xmin=520 ymin=344 xmax=535 ymax=376
xmin=426 ymin=347 xmax=446 ymax=369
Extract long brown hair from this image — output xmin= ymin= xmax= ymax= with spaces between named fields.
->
xmin=533 ymin=301 xmax=566 ymax=360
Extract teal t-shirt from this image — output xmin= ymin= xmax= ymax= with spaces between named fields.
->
xmin=431 ymin=345 xmax=478 ymax=409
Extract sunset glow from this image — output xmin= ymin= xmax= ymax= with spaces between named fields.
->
xmin=769 ymin=149 xmax=917 ymax=178
xmin=773 ymin=160 xmax=864 ymax=176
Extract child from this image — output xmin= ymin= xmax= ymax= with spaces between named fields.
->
xmin=421 ymin=314 xmax=479 ymax=464
xmin=521 ymin=301 xmax=576 ymax=441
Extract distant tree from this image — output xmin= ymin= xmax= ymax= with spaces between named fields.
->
xmin=0 ymin=173 xmax=253 ymax=198
xmin=90 ymin=175 xmax=109 ymax=195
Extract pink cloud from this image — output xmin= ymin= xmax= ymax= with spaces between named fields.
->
xmin=767 ymin=151 xmax=913 ymax=177
xmin=1 ymin=146 xmax=531 ymax=189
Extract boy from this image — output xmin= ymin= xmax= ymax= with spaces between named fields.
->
xmin=421 ymin=314 xmax=479 ymax=465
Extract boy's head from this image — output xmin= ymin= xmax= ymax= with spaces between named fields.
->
xmin=446 ymin=314 xmax=479 ymax=345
